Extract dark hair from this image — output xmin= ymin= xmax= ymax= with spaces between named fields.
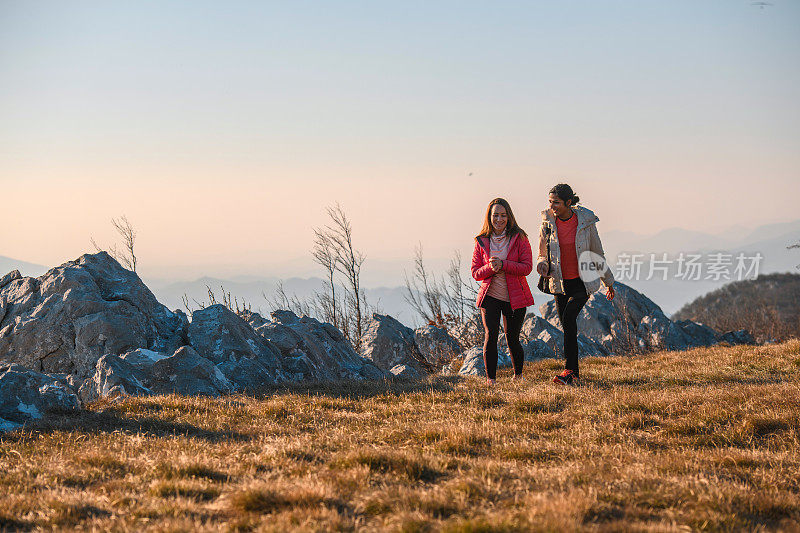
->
xmin=478 ymin=198 xmax=528 ymax=239
xmin=549 ymin=183 xmax=580 ymax=206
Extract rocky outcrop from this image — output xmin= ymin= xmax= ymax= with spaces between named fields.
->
xmin=360 ymin=314 xmax=433 ymax=377
xmin=251 ymin=310 xmax=388 ymax=382
xmin=0 ymin=364 xmax=80 ymax=431
xmin=79 ymin=307 xmax=391 ymax=400
xmin=673 ymin=320 xmax=719 ymax=347
xmin=187 ymin=305 xmax=285 ymax=388
xmin=520 ymin=314 xmax=607 ymax=359
xmin=718 ymin=329 xmax=756 ymax=345
xmin=456 ymin=346 xmax=511 ymax=376
xmin=414 ymin=324 xmax=461 ymax=366
xmin=0 ymin=253 xmax=187 ymax=377
xmin=80 ymin=346 xmax=232 ymax=403
xmin=540 ymin=282 xmax=756 ymax=354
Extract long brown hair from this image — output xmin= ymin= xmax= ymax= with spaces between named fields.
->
xmin=477 ymin=198 xmax=528 ymax=239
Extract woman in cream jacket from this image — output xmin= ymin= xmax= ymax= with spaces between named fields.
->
xmin=535 ymin=184 xmax=615 ymax=385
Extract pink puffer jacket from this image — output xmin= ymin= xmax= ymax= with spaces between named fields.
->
xmin=471 ymin=233 xmax=535 ymax=310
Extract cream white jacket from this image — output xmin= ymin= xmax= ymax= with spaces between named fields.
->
xmin=536 ymin=205 xmax=615 ymax=295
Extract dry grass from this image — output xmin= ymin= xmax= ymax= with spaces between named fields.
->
xmin=1 ymin=340 xmax=799 ymax=531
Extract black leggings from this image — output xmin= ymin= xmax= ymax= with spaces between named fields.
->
xmin=554 ymin=277 xmax=590 ymax=377
xmin=480 ymin=295 xmax=526 ymax=379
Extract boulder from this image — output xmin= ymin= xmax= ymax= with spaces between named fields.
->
xmin=148 ymin=346 xmax=232 ymax=396
xmin=82 ymin=352 xmax=153 ymax=402
xmin=188 ymin=305 xmax=284 ymax=387
xmin=0 ymin=253 xmax=187 ymax=377
xmin=521 ymin=315 xmax=563 ymax=354
xmin=539 ymin=282 xmax=756 ymax=354
xmin=452 ymin=312 xmax=484 ymax=350
xmin=718 ymin=329 xmax=756 ymax=345
xmin=252 ymin=310 xmax=389 ymax=381
xmin=674 ymin=320 xmax=718 ymax=347
xmin=0 ymin=364 xmax=80 ymax=429
xmin=519 ymin=314 xmax=605 ymax=359
xmin=457 ymin=346 xmax=512 ymax=376
xmin=522 ymin=337 xmax=556 ymax=361
xmin=360 ymin=314 xmax=432 ymax=377
xmin=414 ymin=324 xmax=461 ymax=365
xmin=81 ymin=346 xmax=232 ymax=402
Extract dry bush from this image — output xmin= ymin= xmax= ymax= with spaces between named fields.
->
xmin=673 ymin=272 xmax=800 ymax=342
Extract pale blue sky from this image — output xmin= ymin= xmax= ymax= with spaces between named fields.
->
xmin=1 ymin=1 xmax=798 ymax=281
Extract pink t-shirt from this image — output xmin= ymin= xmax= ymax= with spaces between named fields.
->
xmin=486 ymin=233 xmax=510 ymax=302
xmin=555 ymin=212 xmax=580 ymax=279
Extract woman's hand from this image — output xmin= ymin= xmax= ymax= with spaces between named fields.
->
xmin=489 ymin=257 xmax=503 ymax=272
xmin=606 ymin=284 xmax=615 ymax=301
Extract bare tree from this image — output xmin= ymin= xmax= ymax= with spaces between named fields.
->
xmin=180 ymin=285 xmax=253 ymax=320
xmin=404 ymin=246 xmax=479 ymax=331
xmin=112 ymin=215 xmax=137 ymax=272
xmin=442 ymin=250 xmax=478 ymax=327
xmin=315 ymin=204 xmax=367 ymax=349
xmin=90 ymin=215 xmax=137 ymax=272
xmin=312 ymin=229 xmax=339 ymax=328
xmin=404 ymin=244 xmax=445 ymax=325
xmin=263 ymin=281 xmax=314 ymax=318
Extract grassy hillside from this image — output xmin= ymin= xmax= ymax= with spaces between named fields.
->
xmin=1 ymin=340 xmax=799 ymax=532
xmin=673 ymin=272 xmax=800 ymax=342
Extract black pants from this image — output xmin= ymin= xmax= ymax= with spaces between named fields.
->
xmin=480 ymin=295 xmax=526 ymax=379
xmin=554 ymin=277 xmax=589 ymax=377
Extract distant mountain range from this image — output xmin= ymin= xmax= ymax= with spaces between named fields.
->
xmin=146 ymin=276 xmax=422 ymax=328
xmin=2 ymin=217 xmax=798 ymax=325
xmin=600 ymin=218 xmax=800 ymax=315
xmin=0 ymin=256 xmax=48 ymax=278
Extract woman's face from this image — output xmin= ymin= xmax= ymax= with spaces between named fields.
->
xmin=490 ymin=204 xmax=508 ymax=234
xmin=548 ymin=193 xmax=570 ymax=218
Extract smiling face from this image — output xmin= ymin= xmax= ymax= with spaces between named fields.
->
xmin=490 ymin=204 xmax=508 ymax=234
xmin=548 ymin=193 xmax=571 ymax=219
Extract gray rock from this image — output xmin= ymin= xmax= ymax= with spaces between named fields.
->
xmin=188 ymin=305 xmax=283 ymax=388
xmin=217 ymin=357 xmax=281 ymax=392
xmin=389 ymin=364 xmax=423 ymax=378
xmin=539 ymin=281 xmax=756 ymax=354
xmin=0 ymin=364 xmax=80 ymax=428
xmin=522 ymin=337 xmax=556 ymax=361
xmin=414 ymin=324 xmax=461 ymax=365
xmin=0 ymin=418 xmax=22 ymax=432
xmin=674 ymin=320 xmax=718 ymax=347
xmin=0 ymin=252 xmax=187 ymax=377
xmin=88 ymin=352 xmax=152 ymax=401
xmin=0 ymin=270 xmax=21 ymax=291
xmin=254 ymin=310 xmax=388 ymax=381
xmin=149 ymin=346 xmax=232 ymax=396
xmin=521 ymin=315 xmax=563 ymax=352
xmin=457 ymin=346 xmax=511 ymax=377
xmin=718 ymin=329 xmax=756 ymax=345
xmin=84 ymin=346 xmax=232 ymax=400
xmin=360 ymin=314 xmax=432 ymax=376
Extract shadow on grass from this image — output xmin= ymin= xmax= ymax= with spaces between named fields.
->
xmin=250 ymin=374 xmax=462 ymax=401
xmin=15 ymin=408 xmax=252 ymax=443
xmin=584 ymin=374 xmax=790 ymax=391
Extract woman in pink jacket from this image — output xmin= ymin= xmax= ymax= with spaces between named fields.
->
xmin=471 ymin=198 xmax=534 ymax=385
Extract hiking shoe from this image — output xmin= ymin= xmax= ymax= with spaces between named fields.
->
xmin=553 ymin=369 xmax=579 ymax=386
xmin=512 ymin=374 xmax=524 ymax=382
xmin=486 ymin=378 xmax=496 ymax=386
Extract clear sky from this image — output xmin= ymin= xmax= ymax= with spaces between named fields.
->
xmin=2 ymin=0 xmax=799 ymax=282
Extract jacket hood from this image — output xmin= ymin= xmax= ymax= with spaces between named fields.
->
xmin=541 ymin=205 xmax=599 ymax=230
